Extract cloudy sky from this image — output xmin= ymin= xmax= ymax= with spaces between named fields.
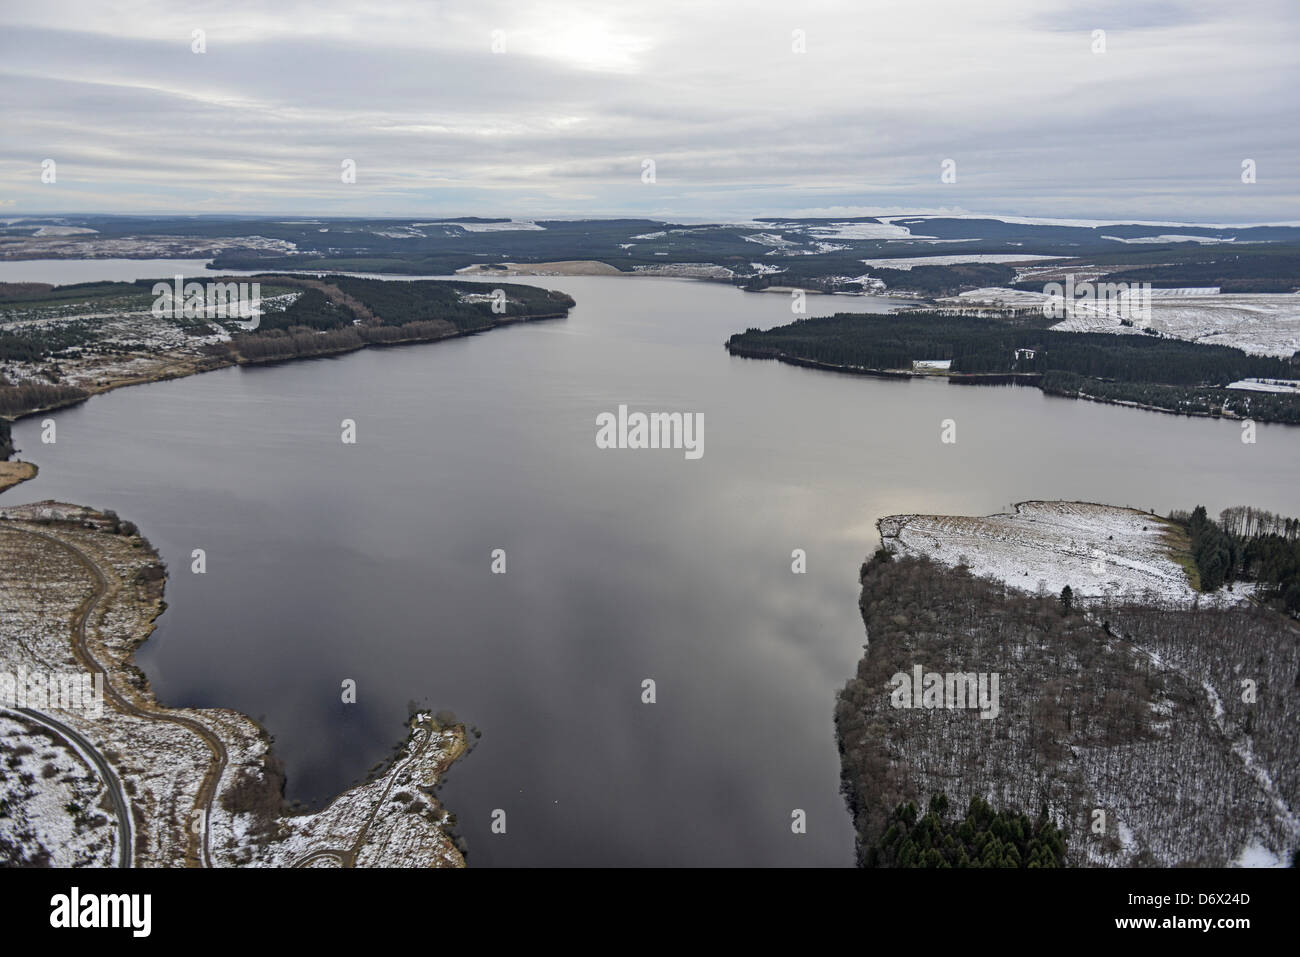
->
xmin=1 ymin=0 xmax=1296 ymax=222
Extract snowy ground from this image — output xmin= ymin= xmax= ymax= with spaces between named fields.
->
xmin=0 ymin=505 xmax=466 ymax=868
xmin=879 ymin=501 xmax=1250 ymax=607
xmin=745 ymin=220 xmax=921 ymax=241
xmin=1226 ymin=378 xmax=1300 ymax=393
xmin=0 ymin=234 xmax=297 ymax=260
xmin=631 ymin=263 xmax=736 ymax=279
xmin=0 ymin=290 xmax=300 ymax=392
xmin=1100 ymin=234 xmax=1238 ymax=244
xmin=937 ymin=287 xmax=1300 ymax=357
xmin=456 ymin=260 xmax=621 ymax=276
xmin=861 ymin=254 xmax=1066 ymax=270
xmin=0 ymin=712 xmax=118 ymax=866
xmin=254 ymin=714 xmax=465 ymax=868
xmin=877 ymin=213 xmax=1300 ymax=229
xmin=743 ymin=232 xmax=800 ymax=249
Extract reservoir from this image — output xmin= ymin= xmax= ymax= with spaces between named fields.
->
xmin=6 ymin=261 xmax=1299 ymax=865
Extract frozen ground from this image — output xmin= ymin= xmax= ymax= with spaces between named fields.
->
xmin=0 ymin=712 xmax=118 ymax=866
xmin=938 ymin=287 xmax=1300 ymax=357
xmin=878 ymin=213 xmax=1300 ymax=229
xmin=0 ymin=290 xmax=300 ymax=393
xmin=879 ymin=501 xmax=1249 ymax=607
xmin=861 ymin=254 xmax=1066 ymax=270
xmin=1227 ymin=378 xmax=1300 ymax=393
xmin=1100 ymin=234 xmax=1237 ymax=244
xmin=0 ymin=504 xmax=466 ymax=868
xmin=413 ymin=220 xmax=544 ymax=232
xmin=0 ymin=234 xmax=297 ymax=260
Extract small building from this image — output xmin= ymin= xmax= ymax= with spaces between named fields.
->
xmin=1014 ymin=348 xmax=1036 ymax=360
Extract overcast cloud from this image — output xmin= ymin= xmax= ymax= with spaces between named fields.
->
xmin=1 ymin=0 xmax=1296 ymax=221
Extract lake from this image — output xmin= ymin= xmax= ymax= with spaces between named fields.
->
xmin=6 ymin=259 xmax=1299 ymax=865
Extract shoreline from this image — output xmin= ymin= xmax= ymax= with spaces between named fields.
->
xmin=0 ymin=274 xmax=564 ymax=865
xmin=726 ymin=346 xmax=1295 ymax=425
xmin=0 ymin=498 xmax=469 ymax=867
xmin=840 ymin=535 xmax=1299 ymax=866
xmin=0 ymin=459 xmax=36 ymax=494
xmin=0 ymin=307 xmax=571 ymax=430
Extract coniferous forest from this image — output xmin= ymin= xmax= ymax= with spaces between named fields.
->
xmin=871 ymin=793 xmax=1067 ymax=868
xmin=1173 ymin=505 xmax=1300 ymax=613
xmin=726 ymin=312 xmax=1300 ymax=422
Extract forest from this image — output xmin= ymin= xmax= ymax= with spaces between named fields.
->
xmin=870 ymin=793 xmax=1067 ymax=868
xmin=1171 ymin=505 xmax=1300 ymax=613
xmin=1093 ymin=251 xmax=1300 ymax=293
xmin=328 ymin=276 xmax=573 ymax=327
xmin=738 ymin=261 xmax=1017 ymax=296
xmin=727 ymin=312 xmax=1300 ymax=423
xmin=224 ymin=319 xmax=461 ymax=363
xmin=836 ymin=553 xmax=1299 ymax=866
xmin=224 ymin=276 xmax=573 ymax=362
xmin=0 ymin=276 xmax=574 ymax=420
xmin=258 ymin=286 xmax=355 ymax=331
xmin=0 ymin=369 xmax=87 ymax=418
xmin=1038 ymin=373 xmax=1300 ymax=424
xmin=728 ymin=312 xmax=1296 ymax=383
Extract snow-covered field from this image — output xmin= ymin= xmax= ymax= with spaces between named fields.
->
xmin=0 ymin=234 xmax=297 ymax=260
xmin=938 ymin=287 xmax=1300 ymax=357
xmin=937 ymin=286 xmax=1059 ymax=310
xmin=741 ymin=220 xmax=927 ymax=242
xmin=0 ymin=712 xmax=118 ymax=866
xmin=1100 ymin=234 xmax=1237 ymax=244
xmin=631 ymin=262 xmax=736 ymax=279
xmin=861 ymin=254 xmax=1066 ymax=270
xmin=878 ymin=212 xmax=1300 ymax=229
xmin=412 ymin=220 xmax=545 ymax=233
xmin=1057 ymin=293 xmax=1300 ymax=357
xmin=879 ymin=501 xmax=1249 ymax=607
xmin=0 ymin=289 xmax=306 ymax=392
xmin=805 ymin=222 xmax=919 ymax=241
xmin=1227 ymin=378 xmax=1300 ymax=393
xmin=742 ymin=232 xmax=801 ymax=248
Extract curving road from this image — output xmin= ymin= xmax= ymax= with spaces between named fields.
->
xmin=3 ymin=523 xmax=229 ymax=867
xmin=2 ymin=705 xmax=133 ymax=867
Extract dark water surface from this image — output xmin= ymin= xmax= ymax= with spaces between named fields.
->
xmin=8 ymin=262 xmax=1299 ymax=865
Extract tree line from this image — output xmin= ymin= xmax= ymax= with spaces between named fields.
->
xmin=0 ymin=380 xmax=88 ymax=418
xmin=225 ymin=319 xmax=460 ymax=363
xmin=727 ymin=312 xmax=1300 ymax=422
xmin=1173 ymin=505 xmax=1300 ymax=613
xmin=1039 ymin=373 xmax=1300 ymax=424
xmin=871 ymin=793 xmax=1066 ymax=868
xmin=329 ymin=276 xmax=573 ymax=330
xmin=728 ymin=312 xmax=1296 ymax=385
